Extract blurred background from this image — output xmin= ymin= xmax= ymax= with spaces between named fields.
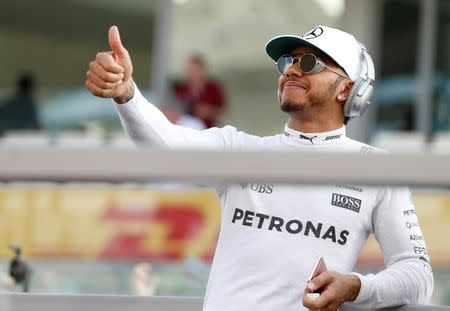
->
xmin=0 ymin=0 xmax=449 ymax=306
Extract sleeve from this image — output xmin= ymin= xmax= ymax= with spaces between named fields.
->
xmin=351 ymin=187 xmax=434 ymax=308
xmin=114 ymin=83 xmax=237 ymax=149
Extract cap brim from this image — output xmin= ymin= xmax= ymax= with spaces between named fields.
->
xmin=265 ymin=35 xmax=332 ymax=63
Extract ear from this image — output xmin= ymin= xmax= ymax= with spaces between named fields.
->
xmin=337 ymin=81 xmax=354 ymax=102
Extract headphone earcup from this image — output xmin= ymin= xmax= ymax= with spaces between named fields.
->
xmin=343 ymin=78 xmax=374 ymax=118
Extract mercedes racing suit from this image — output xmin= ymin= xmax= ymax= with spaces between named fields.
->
xmin=114 ymin=85 xmax=434 ymax=311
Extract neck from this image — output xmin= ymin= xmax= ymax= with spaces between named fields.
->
xmin=285 ymin=99 xmax=345 ymax=133
xmin=287 ymin=112 xmax=344 ymax=133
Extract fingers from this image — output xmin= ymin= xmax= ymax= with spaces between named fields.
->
xmin=86 ymin=70 xmax=122 ymax=90
xmin=303 ymin=290 xmax=341 ymax=311
xmin=302 ymin=271 xmax=347 ymax=311
xmin=86 ymin=80 xmax=117 ymax=98
xmin=86 ymin=27 xmax=133 ymax=100
xmin=108 ymin=25 xmax=129 ymax=59
xmin=96 ymin=52 xmax=124 ymax=74
xmin=88 ymin=61 xmax=124 ymax=83
xmin=308 ymin=271 xmax=334 ymax=292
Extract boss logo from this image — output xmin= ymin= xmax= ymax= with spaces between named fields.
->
xmin=331 ymin=193 xmax=361 ymax=213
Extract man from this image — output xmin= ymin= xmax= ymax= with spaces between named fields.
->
xmin=172 ymin=54 xmax=226 ymax=128
xmin=86 ymin=25 xmax=433 ymax=311
xmin=0 ymin=72 xmax=40 ymax=136
xmin=159 ymin=95 xmax=206 ymax=130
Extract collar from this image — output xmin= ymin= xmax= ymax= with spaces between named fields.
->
xmin=282 ymin=125 xmax=346 ymax=145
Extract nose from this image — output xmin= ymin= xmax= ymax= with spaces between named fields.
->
xmin=284 ymin=60 xmax=303 ymax=78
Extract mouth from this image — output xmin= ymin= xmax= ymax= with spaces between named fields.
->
xmin=283 ymin=80 xmax=308 ymax=90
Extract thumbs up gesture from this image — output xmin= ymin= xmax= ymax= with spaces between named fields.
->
xmin=86 ymin=26 xmax=134 ymax=104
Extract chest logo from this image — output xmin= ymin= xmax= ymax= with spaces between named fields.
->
xmin=241 ymin=183 xmax=274 ymax=194
xmin=331 ymin=193 xmax=361 ymax=213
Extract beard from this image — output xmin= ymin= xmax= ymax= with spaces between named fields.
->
xmin=280 ymin=89 xmax=329 ymax=113
xmin=280 ymin=77 xmax=342 ymax=113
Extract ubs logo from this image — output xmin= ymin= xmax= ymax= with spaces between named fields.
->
xmin=241 ymin=183 xmax=274 ymax=194
xmin=331 ymin=193 xmax=361 ymax=213
xmin=303 ymin=27 xmax=324 ymax=40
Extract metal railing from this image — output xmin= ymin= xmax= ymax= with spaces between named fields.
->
xmin=0 ymin=148 xmax=449 ymax=310
xmin=0 ymin=293 xmax=448 ymax=311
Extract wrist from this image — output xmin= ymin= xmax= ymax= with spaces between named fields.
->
xmin=347 ymin=273 xmax=361 ymax=301
xmin=114 ymin=81 xmax=135 ymax=104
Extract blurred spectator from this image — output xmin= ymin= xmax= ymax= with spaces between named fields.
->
xmin=173 ymin=54 xmax=226 ymax=128
xmin=160 ymin=95 xmax=206 ymax=130
xmin=0 ymin=72 xmax=40 ymax=136
xmin=130 ymin=262 xmax=160 ymax=296
xmin=9 ymin=245 xmax=31 ymax=292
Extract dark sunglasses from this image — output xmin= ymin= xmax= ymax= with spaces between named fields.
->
xmin=276 ymin=53 xmax=350 ymax=80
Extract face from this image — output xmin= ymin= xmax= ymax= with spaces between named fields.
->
xmin=185 ymin=59 xmax=205 ymax=82
xmin=277 ymin=46 xmax=350 ymax=114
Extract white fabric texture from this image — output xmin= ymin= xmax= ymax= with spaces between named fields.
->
xmin=114 ymin=85 xmax=433 ymax=311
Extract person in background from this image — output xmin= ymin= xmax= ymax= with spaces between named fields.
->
xmin=130 ymin=262 xmax=160 ymax=296
xmin=172 ymin=54 xmax=226 ymax=128
xmin=0 ymin=72 xmax=40 ymax=136
xmin=160 ymin=93 xmax=206 ymax=130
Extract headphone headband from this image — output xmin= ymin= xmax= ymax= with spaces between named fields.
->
xmin=358 ymin=43 xmax=375 ymax=82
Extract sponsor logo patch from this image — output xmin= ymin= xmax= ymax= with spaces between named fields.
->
xmin=240 ymin=183 xmax=274 ymax=194
xmin=331 ymin=193 xmax=361 ymax=213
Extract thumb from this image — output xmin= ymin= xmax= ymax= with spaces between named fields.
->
xmin=108 ymin=25 xmax=127 ymax=58
xmin=307 ymin=272 xmax=332 ymax=292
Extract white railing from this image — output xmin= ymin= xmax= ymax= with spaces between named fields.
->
xmin=0 ymin=293 xmax=448 ymax=311
xmin=0 ymin=148 xmax=450 ymax=187
xmin=0 ymin=148 xmax=449 ymax=310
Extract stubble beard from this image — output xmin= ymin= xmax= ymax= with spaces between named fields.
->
xmin=279 ymin=77 xmax=342 ymax=114
xmin=280 ymin=89 xmax=329 ymax=113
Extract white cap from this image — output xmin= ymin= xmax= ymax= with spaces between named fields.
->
xmin=266 ymin=25 xmax=375 ymax=81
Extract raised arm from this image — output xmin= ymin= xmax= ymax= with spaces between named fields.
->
xmin=86 ymin=26 xmax=236 ymax=149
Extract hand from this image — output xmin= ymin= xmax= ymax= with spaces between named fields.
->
xmin=86 ymin=25 xmax=134 ymax=104
xmin=302 ymin=271 xmax=361 ymax=311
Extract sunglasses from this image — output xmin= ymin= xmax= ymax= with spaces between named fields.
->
xmin=276 ymin=53 xmax=351 ymax=80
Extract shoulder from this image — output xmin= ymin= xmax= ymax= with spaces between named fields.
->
xmin=212 ymin=126 xmax=278 ymax=150
xmin=345 ymin=138 xmax=387 ymax=155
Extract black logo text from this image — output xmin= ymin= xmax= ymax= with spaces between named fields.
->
xmin=331 ymin=193 xmax=361 ymax=213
